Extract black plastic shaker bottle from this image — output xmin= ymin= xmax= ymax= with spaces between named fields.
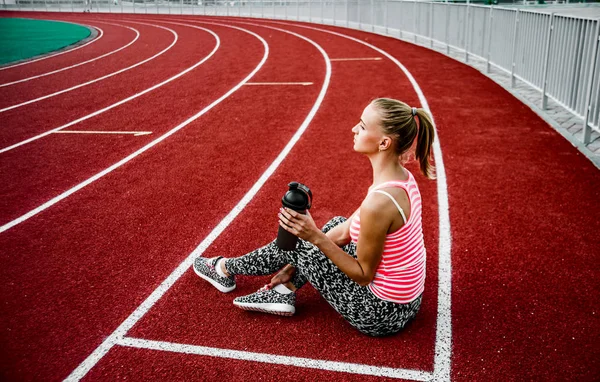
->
xmin=276 ymin=182 xmax=313 ymax=250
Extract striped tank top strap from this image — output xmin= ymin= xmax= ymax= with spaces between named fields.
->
xmin=372 ymin=190 xmax=407 ymax=224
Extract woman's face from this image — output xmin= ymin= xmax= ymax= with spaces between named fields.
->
xmin=352 ymin=103 xmax=385 ymax=154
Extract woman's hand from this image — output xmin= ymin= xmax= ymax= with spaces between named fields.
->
xmin=278 ymin=207 xmax=321 ymax=243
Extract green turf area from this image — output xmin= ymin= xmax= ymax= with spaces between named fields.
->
xmin=0 ymin=18 xmax=91 ymax=65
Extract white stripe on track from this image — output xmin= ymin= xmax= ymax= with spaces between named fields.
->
xmin=0 ymin=21 xmax=103 ymax=71
xmin=0 ymin=23 xmax=139 ymax=88
xmin=0 ymin=22 xmax=222 ymax=230
xmin=117 ymin=337 xmax=432 ymax=381
xmin=0 ymin=22 xmax=178 ymax=114
xmin=64 ymin=22 xmax=331 ymax=382
xmin=0 ymin=22 xmax=216 ymax=154
xmin=245 ymin=82 xmax=313 ymax=85
xmin=54 ymin=130 xmax=152 ymax=136
xmin=251 ymin=19 xmax=453 ymax=382
xmin=330 ymin=57 xmax=382 ymax=61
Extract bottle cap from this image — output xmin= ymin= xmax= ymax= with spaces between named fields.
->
xmin=282 ymin=182 xmax=312 ymax=211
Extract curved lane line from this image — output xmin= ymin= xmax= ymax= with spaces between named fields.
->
xmin=0 ymin=22 xmax=217 ymax=154
xmin=64 ymin=21 xmax=331 ymax=382
xmin=0 ymin=22 xmax=103 ymax=71
xmin=0 ymin=23 xmax=139 ymax=88
xmin=253 ymin=19 xmax=453 ymax=382
xmin=0 ymin=22 xmax=178 ymax=114
xmin=0 ymin=23 xmax=220 ymax=227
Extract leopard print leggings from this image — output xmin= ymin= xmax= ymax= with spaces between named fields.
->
xmin=225 ymin=217 xmax=422 ymax=337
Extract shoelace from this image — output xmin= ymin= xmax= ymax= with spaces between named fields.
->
xmin=258 ymin=284 xmax=272 ymax=292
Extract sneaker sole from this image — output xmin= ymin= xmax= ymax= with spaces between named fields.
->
xmin=233 ymin=301 xmax=295 ymax=316
xmin=193 ymin=264 xmax=236 ymax=293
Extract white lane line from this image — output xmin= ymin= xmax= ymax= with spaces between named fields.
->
xmin=117 ymin=337 xmax=432 ymax=381
xmin=258 ymin=19 xmax=453 ymax=382
xmin=0 ymin=22 xmax=178 ymax=114
xmin=0 ymin=24 xmax=138 ymax=88
xmin=54 ymin=130 xmax=152 ymax=136
xmin=0 ymin=22 xmax=217 ymax=154
xmin=0 ymin=21 xmax=103 ymax=71
xmin=64 ymin=22 xmax=330 ymax=382
xmin=0 ymin=23 xmax=221 ymax=231
xmin=245 ymin=82 xmax=313 ymax=85
xmin=330 ymin=57 xmax=382 ymax=61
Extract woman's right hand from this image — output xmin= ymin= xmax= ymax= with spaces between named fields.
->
xmin=268 ymin=264 xmax=296 ymax=288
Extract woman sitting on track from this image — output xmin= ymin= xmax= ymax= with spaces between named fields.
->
xmin=194 ymin=98 xmax=435 ymax=337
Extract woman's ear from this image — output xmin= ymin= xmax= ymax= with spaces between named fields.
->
xmin=379 ymin=137 xmax=392 ymax=151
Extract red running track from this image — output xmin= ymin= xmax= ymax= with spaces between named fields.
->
xmin=1 ymin=12 xmax=599 ymax=382
xmin=0 ymin=21 xmax=257 ymax=224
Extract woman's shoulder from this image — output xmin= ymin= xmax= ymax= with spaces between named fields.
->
xmin=362 ymin=188 xmax=406 ymax=216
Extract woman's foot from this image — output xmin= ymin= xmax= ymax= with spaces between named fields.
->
xmin=233 ymin=284 xmax=296 ymax=316
xmin=193 ymin=256 xmax=236 ymax=293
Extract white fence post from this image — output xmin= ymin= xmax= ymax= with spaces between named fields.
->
xmin=384 ymin=0 xmax=388 ymax=34
xmin=486 ymin=6 xmax=493 ymax=73
xmin=446 ymin=1 xmax=450 ymax=55
xmin=333 ymin=0 xmax=336 ymax=25
xmin=414 ymin=0 xmax=417 ymax=43
xmin=346 ymin=0 xmax=349 ymax=28
xmin=583 ymin=20 xmax=600 ymax=144
xmin=430 ymin=2 xmax=434 ymax=48
xmin=541 ymin=13 xmax=555 ymax=110
xmin=358 ymin=0 xmax=361 ymax=29
xmin=371 ymin=0 xmax=375 ymax=32
xmin=464 ymin=2 xmax=470 ymax=62
xmin=510 ymin=9 xmax=520 ymax=88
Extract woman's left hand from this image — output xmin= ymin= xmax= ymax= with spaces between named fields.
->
xmin=279 ymin=207 xmax=321 ymax=243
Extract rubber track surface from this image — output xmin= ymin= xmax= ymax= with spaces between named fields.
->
xmin=1 ymin=12 xmax=599 ymax=382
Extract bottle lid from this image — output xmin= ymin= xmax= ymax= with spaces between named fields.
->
xmin=282 ymin=182 xmax=312 ymax=210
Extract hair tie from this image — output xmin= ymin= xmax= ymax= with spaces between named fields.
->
xmin=411 ymin=107 xmax=420 ymax=131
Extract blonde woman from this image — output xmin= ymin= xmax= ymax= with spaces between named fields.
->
xmin=194 ymin=98 xmax=435 ymax=336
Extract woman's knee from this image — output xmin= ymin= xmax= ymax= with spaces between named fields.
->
xmin=321 ymin=216 xmax=347 ymax=233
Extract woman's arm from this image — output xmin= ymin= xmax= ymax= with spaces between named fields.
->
xmin=279 ymin=198 xmax=391 ymax=286
xmin=324 ymin=210 xmax=357 ymax=247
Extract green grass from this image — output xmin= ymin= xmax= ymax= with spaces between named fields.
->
xmin=0 ymin=18 xmax=91 ymax=65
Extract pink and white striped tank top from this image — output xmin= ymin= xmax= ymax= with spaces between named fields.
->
xmin=349 ymin=171 xmax=426 ymax=304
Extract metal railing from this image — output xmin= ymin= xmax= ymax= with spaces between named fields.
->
xmin=3 ymin=0 xmax=599 ymax=143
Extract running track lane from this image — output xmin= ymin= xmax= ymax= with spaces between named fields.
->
xmin=85 ymin=18 xmax=439 ymax=378
xmin=0 ymin=21 xmax=177 ymax=128
xmin=0 ymin=20 xmax=160 ymax=109
xmin=0 ymin=20 xmax=323 ymax=381
xmin=304 ymin=21 xmax=600 ymax=380
xmin=0 ymin=21 xmax=226 ymax=225
xmin=86 ymin=346 xmax=416 ymax=381
xmin=0 ymin=21 xmax=126 ymax=84
xmin=0 ymin=21 xmax=138 ymax=90
xmin=0 ymin=12 xmax=105 ymax=78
